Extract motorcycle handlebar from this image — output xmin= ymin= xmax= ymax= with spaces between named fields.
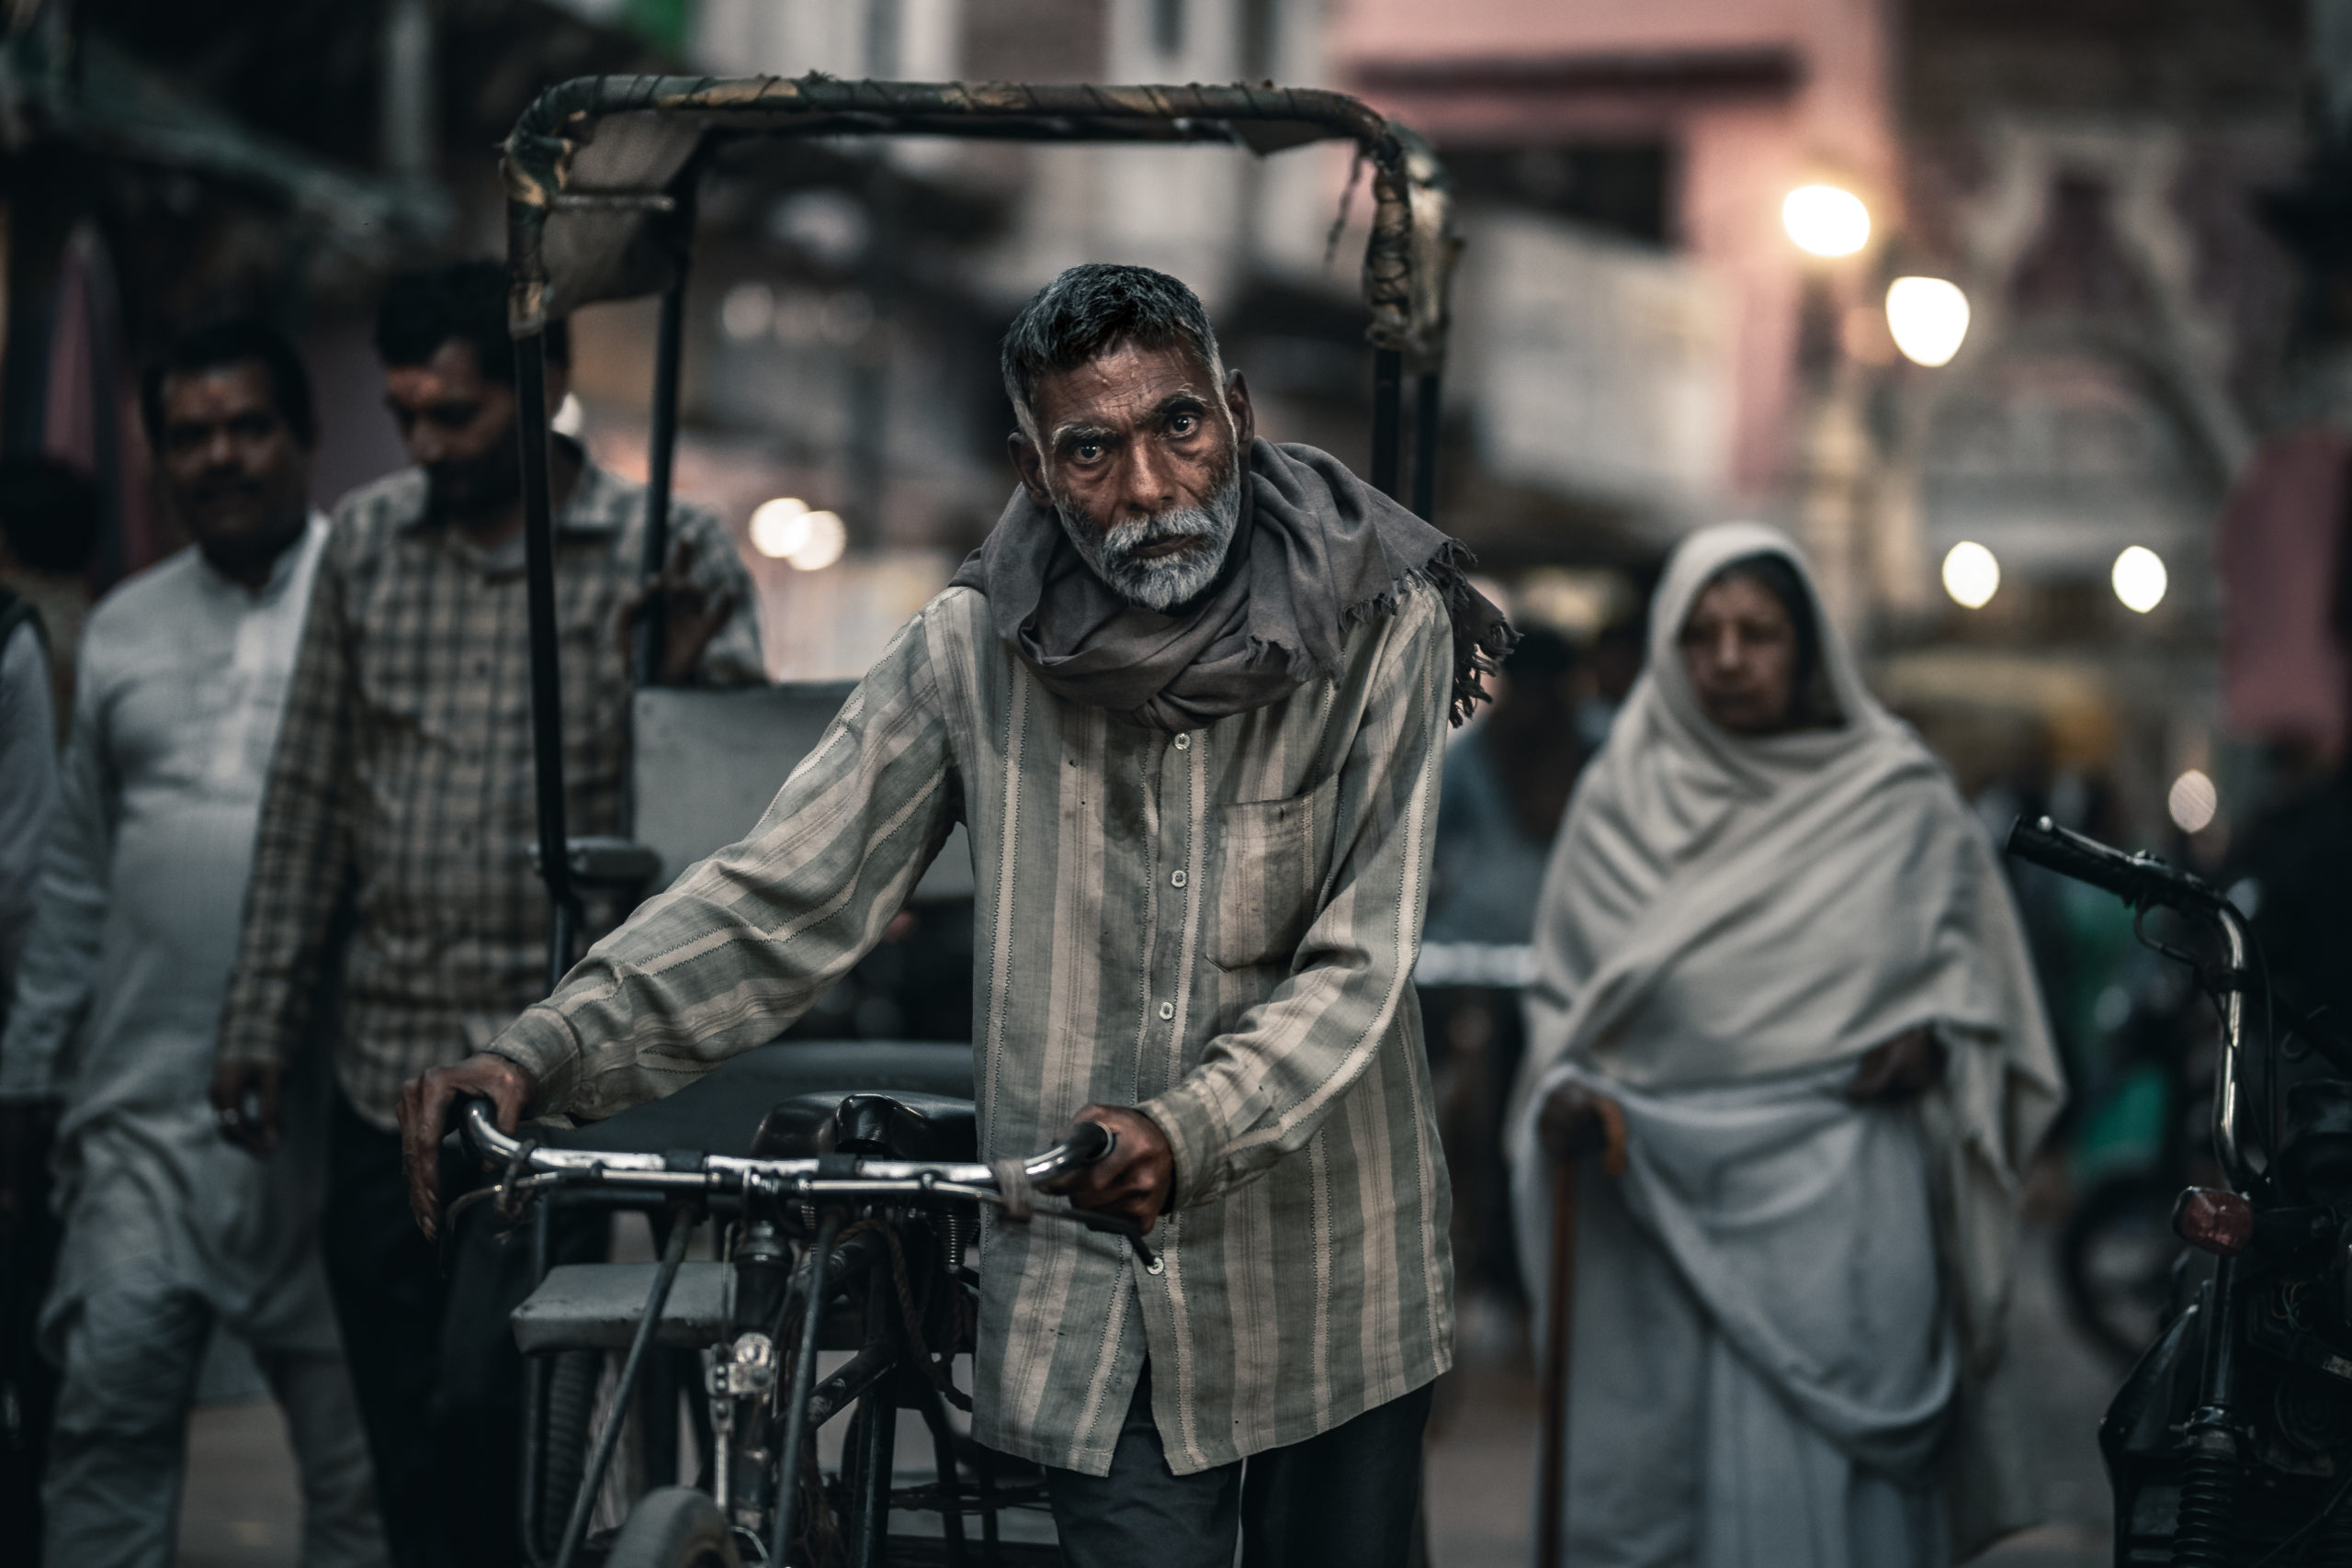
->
xmin=2005 ymin=815 xmax=2259 ymax=1195
xmin=2005 ymin=815 xmax=2220 ymax=912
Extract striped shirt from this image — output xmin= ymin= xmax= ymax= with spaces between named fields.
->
xmin=218 ymin=454 xmax=762 ymax=1129
xmin=490 ymin=579 xmax=1456 ymax=1475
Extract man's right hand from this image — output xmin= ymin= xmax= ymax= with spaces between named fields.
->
xmin=209 ymin=1061 xmax=284 ymax=1158
xmin=399 ymin=1054 xmax=534 ymax=1241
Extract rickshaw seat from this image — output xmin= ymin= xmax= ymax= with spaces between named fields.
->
xmin=750 ymin=1089 xmax=978 ymax=1163
xmin=528 ymin=1039 xmax=974 ymax=1159
xmin=631 ymin=682 xmax=973 ymax=902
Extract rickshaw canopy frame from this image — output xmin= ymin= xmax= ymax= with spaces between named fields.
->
xmin=500 ymin=73 xmax=1456 ymax=370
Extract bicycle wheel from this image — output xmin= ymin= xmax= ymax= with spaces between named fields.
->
xmin=604 ymin=1486 xmax=742 ymax=1568
xmin=536 ymin=1348 xmax=604 ymax=1558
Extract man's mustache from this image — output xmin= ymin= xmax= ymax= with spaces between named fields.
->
xmin=187 ymin=474 xmax=266 ymax=507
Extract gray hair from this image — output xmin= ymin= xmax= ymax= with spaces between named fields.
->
xmin=1000 ymin=264 xmax=1227 ymax=442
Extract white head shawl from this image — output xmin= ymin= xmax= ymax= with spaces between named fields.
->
xmin=1513 ymin=522 xmax=2064 ymax=1359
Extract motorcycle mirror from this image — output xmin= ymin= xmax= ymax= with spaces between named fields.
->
xmin=2173 ymin=1186 xmax=2255 ymax=1257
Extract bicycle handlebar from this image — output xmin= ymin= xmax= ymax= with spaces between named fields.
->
xmin=459 ymin=1098 xmax=1111 ymax=1190
xmin=454 ymin=1098 xmax=1159 ymax=1266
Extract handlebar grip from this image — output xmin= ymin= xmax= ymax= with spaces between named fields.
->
xmin=450 ymin=1093 xmax=500 ymax=1161
xmin=2004 ymin=816 xmax=2211 ymax=911
xmin=1064 ymin=1120 xmax=1114 ymax=1167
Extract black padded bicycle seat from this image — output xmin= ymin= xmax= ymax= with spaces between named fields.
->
xmin=528 ymin=1040 xmax=975 ymax=1158
xmin=751 ymin=1090 xmax=978 ymax=1163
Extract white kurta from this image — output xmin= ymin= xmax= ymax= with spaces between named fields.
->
xmin=0 ymin=520 xmax=337 ymax=1352
xmin=1510 ymin=524 xmax=2065 ymax=1566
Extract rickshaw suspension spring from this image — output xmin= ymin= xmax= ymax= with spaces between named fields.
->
xmin=2171 ymin=1429 xmax=2241 ymax=1567
xmin=940 ymin=1212 xmax=971 ymax=1276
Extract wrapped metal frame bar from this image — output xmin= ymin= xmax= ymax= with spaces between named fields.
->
xmin=502 ymin=75 xmax=1453 ymax=367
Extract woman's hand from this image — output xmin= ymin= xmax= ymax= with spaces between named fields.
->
xmin=1539 ymin=1083 xmax=1629 ymax=1175
xmin=1540 ymin=1082 xmax=1610 ymax=1160
xmin=1845 ymin=1027 xmax=1946 ymax=1106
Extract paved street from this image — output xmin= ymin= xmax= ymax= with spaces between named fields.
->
xmin=176 ymin=1213 xmax=2119 ymax=1568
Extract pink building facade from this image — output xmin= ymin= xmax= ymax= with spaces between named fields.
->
xmin=1332 ymin=0 xmax=1900 ymax=507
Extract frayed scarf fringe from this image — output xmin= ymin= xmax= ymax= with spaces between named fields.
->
xmin=1257 ymin=540 xmax=1518 ymax=728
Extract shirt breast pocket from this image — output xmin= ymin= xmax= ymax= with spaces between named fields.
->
xmin=1211 ymin=773 xmax=1340 ymax=972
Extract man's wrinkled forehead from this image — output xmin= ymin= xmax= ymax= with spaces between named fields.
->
xmin=1035 ymin=339 xmax=1222 ymax=444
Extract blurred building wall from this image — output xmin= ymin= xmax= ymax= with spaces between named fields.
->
xmin=1334 ymin=0 xmax=1898 ymax=524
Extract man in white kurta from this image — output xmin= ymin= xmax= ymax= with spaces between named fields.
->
xmin=0 ymin=320 xmax=383 ymax=1568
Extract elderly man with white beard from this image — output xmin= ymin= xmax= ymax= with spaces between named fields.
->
xmin=401 ymin=263 xmax=1515 ymax=1566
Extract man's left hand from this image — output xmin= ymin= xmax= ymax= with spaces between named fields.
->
xmin=398 ymin=1054 xmax=534 ymax=1240
xmin=618 ymin=535 xmax=739 ymax=686
xmin=1040 ymin=1104 xmax=1174 ymax=1235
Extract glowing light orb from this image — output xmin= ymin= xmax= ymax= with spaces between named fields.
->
xmin=1885 ymin=276 xmax=1971 ymax=367
xmin=2167 ymin=769 xmax=2218 ymax=834
xmin=720 ymin=282 xmax=775 ymax=342
xmin=1782 ymin=185 xmax=1871 ymax=258
xmin=1940 ymin=541 xmax=2000 ymax=609
xmin=752 ymin=498 xmax=846 ymax=570
xmin=2111 ymin=546 xmax=2167 ymax=614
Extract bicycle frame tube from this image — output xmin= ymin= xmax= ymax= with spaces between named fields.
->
xmin=771 ymin=1211 xmax=842 ymax=1566
xmin=551 ymin=1212 xmax=693 ymax=1568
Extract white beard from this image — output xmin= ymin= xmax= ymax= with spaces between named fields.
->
xmin=1057 ymin=466 xmax=1243 ymax=613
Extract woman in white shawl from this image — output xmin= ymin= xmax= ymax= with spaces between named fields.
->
xmin=1510 ymin=523 xmax=2064 ymax=1567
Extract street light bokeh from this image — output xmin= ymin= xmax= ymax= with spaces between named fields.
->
xmin=751 ymin=497 xmax=849 ymax=571
xmin=1781 ymin=185 xmax=1871 ymax=257
xmin=1884 ymin=276 xmax=1970 ymax=367
xmin=1941 ymin=541 xmax=2000 ymax=608
xmin=2167 ymin=769 xmax=2218 ymax=834
xmin=2112 ymin=546 xmax=2167 ymax=613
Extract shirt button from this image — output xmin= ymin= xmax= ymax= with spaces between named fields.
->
xmin=1159 ymin=1001 xmax=1175 ymax=1021
xmin=1172 ymin=733 xmax=1192 ymax=750
xmin=1170 ymin=870 xmax=1187 ymax=888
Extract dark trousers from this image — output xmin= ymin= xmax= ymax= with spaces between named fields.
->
xmin=1043 ymin=1362 xmax=1432 ymax=1568
xmin=322 ymin=1092 xmax=599 ymax=1568
xmin=0 ymin=1151 xmax=61 ymax=1565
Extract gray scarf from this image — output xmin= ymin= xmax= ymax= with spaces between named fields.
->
xmin=951 ymin=438 xmax=1515 ymax=732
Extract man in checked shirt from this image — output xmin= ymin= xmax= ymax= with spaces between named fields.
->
xmin=406 ymin=263 xmax=1512 ymax=1566
xmin=214 ymin=262 xmax=760 ymax=1568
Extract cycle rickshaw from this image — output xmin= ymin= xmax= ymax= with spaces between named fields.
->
xmin=471 ymin=72 xmax=1463 ymax=1568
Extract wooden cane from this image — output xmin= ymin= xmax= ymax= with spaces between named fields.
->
xmin=1533 ymin=1097 xmax=1625 ymax=1568
xmin=1534 ymin=1155 xmax=1577 ymax=1568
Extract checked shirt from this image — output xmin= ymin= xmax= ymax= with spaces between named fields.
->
xmin=217 ymin=454 xmax=761 ymax=1129
xmin=487 ymin=580 xmax=1456 ymax=1476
